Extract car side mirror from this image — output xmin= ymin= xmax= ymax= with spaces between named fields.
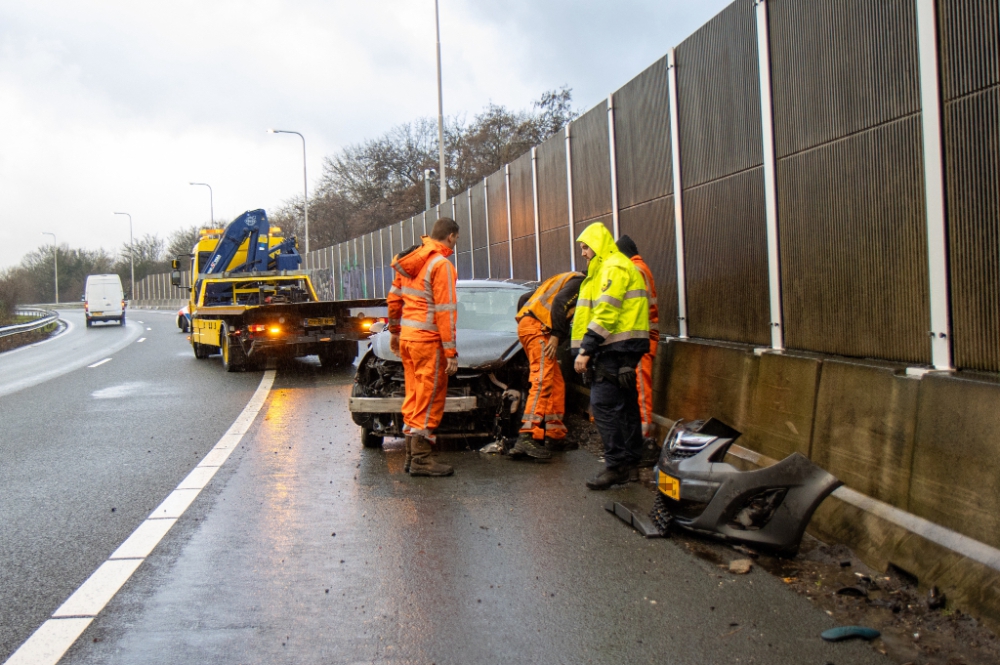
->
xmin=369 ymin=321 xmax=386 ymax=334
xmin=170 ymin=270 xmax=182 ymax=287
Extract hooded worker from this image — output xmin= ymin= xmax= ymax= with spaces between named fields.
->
xmin=571 ymin=222 xmax=650 ymax=490
xmin=387 ymin=217 xmax=460 ymax=477
xmin=615 ymin=235 xmax=660 ymax=466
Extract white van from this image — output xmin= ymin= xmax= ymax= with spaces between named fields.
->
xmin=84 ymin=274 xmax=126 ymax=327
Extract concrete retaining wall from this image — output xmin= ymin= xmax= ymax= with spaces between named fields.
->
xmin=653 ymin=338 xmax=1000 ymax=628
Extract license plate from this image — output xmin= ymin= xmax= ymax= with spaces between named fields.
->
xmin=92 ymin=311 xmax=103 ymax=316
xmin=658 ymin=470 xmax=680 ymax=501
xmin=304 ymin=317 xmax=336 ymax=327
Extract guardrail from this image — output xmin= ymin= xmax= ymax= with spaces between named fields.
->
xmin=0 ymin=309 xmax=59 ymax=339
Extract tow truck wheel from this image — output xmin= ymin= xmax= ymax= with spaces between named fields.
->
xmin=360 ymin=428 xmax=384 ymax=449
xmin=220 ymin=323 xmax=245 ymax=372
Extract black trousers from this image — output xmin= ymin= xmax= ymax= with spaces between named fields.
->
xmin=590 ymin=351 xmax=644 ymax=470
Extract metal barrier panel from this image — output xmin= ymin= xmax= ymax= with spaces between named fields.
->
xmin=402 ymin=217 xmax=414 ymax=247
xmin=536 ymin=129 xmax=569 ymax=233
xmin=619 ymin=196 xmax=679 ymax=336
xmin=614 ymin=55 xmax=674 ymax=207
xmin=677 ymin=0 xmax=762 ymax=188
xmin=489 ymin=242 xmax=510 ymax=279
xmin=470 ymin=181 xmax=488 ymax=250
xmin=438 ymin=199 xmax=453 ymax=220
xmin=538 ymin=227 xmax=571 ymax=279
xmin=486 ymin=169 xmax=509 ymax=244
xmin=770 ymin=0 xmax=930 ymax=363
xmin=457 ymin=252 xmax=472 ymax=280
xmin=334 ymin=244 xmax=343 ymax=300
xmin=940 ymin=0 xmax=1000 ymax=371
xmin=571 ymin=100 xmax=612 ymax=223
xmin=508 ymin=151 xmax=534 ymax=239
xmin=683 ymin=168 xmax=769 ymax=345
xmin=510 ymin=236 xmax=537 ymax=281
xmin=455 ymin=192 xmax=471 ymax=254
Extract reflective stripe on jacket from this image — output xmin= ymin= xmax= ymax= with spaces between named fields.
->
xmin=571 ymin=223 xmax=650 ymax=356
xmin=386 ymin=236 xmax=459 ymax=357
xmin=515 ymin=271 xmax=585 ymax=331
xmin=631 ymin=255 xmax=659 ymax=338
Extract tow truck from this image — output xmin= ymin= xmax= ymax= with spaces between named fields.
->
xmin=170 ymin=209 xmax=383 ymax=371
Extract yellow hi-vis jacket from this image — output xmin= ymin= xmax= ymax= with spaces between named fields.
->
xmin=571 ymin=223 xmax=651 ymax=357
xmin=516 ymin=271 xmax=585 ymax=333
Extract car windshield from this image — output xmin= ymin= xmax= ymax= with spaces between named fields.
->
xmin=457 ymin=287 xmax=525 ymax=333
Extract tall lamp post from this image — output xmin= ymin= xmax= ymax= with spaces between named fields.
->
xmin=434 ymin=0 xmax=447 ymax=205
xmin=41 ymin=232 xmax=58 ymax=304
xmin=114 ymin=212 xmax=134 ymax=301
xmin=267 ymin=129 xmax=309 ymax=254
xmin=189 ymin=182 xmax=214 ymax=225
xmin=424 ymin=169 xmax=436 ymax=211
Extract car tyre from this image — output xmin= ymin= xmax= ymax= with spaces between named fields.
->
xmin=360 ymin=428 xmax=384 ymax=449
xmin=193 ymin=341 xmax=211 ymax=359
xmin=86 ymin=318 xmax=92 ymax=328
xmin=120 ymin=313 xmax=126 ymax=326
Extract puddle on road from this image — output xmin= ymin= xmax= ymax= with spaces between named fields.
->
xmin=91 ymin=381 xmax=179 ymax=399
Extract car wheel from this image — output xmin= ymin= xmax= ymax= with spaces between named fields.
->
xmin=86 ymin=318 xmax=92 ymax=328
xmin=120 ymin=314 xmax=126 ymax=326
xmin=193 ymin=341 xmax=210 ymax=359
xmin=221 ymin=323 xmax=245 ymax=372
xmin=360 ymin=428 xmax=384 ymax=449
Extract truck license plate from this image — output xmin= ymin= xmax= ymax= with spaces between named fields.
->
xmin=92 ymin=311 xmax=103 ymax=316
xmin=658 ymin=471 xmax=680 ymax=501
xmin=304 ymin=317 xmax=336 ymax=327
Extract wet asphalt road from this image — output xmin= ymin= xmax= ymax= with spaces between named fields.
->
xmin=0 ymin=309 xmax=261 ymax=662
xmin=4 ymin=351 xmax=889 ymax=665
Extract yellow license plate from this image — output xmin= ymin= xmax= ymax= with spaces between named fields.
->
xmin=658 ymin=471 xmax=680 ymax=501
xmin=304 ymin=317 xmax=336 ymax=327
xmin=92 ymin=311 xmax=103 ymax=316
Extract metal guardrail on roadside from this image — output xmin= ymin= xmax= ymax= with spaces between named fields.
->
xmin=0 ymin=309 xmax=59 ymax=339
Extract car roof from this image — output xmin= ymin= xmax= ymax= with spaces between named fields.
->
xmin=457 ymin=279 xmax=535 ymax=290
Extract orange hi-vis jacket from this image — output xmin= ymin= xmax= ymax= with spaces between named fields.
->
xmin=515 ymin=271 xmax=585 ymax=330
xmin=387 ymin=236 xmax=459 ymax=357
xmin=631 ymin=255 xmax=659 ymax=338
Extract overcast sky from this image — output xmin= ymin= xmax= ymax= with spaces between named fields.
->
xmin=0 ymin=0 xmax=731 ymax=270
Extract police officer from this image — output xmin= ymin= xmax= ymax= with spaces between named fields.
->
xmin=571 ymin=223 xmax=651 ymax=490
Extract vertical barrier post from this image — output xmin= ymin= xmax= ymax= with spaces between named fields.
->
xmin=504 ymin=164 xmax=514 ymax=279
xmin=483 ymin=177 xmax=492 ymax=277
xmin=531 ymin=147 xmax=542 ymax=280
xmin=378 ymin=229 xmax=386 ymax=297
xmin=755 ymin=0 xmax=785 ymax=351
xmin=607 ymin=93 xmax=620 ymax=239
xmin=565 ymin=124 xmax=577 ymax=272
xmin=667 ymin=48 xmax=689 ymax=339
xmin=468 ymin=189 xmax=475 ymax=277
xmin=916 ymin=0 xmax=953 ymax=370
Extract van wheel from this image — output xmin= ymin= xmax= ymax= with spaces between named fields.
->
xmin=86 ymin=319 xmax=92 ymax=328
xmin=120 ymin=314 xmax=126 ymax=326
xmin=193 ymin=342 xmax=210 ymax=359
xmin=361 ymin=428 xmax=384 ymax=449
xmin=221 ymin=323 xmax=246 ymax=372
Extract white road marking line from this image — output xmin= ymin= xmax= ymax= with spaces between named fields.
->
xmin=2 ymin=369 xmax=276 ymax=665
xmin=136 ymin=338 xmax=146 ymax=343
xmin=52 ymin=559 xmax=144 ymax=618
xmin=4 ymin=619 xmax=92 ymax=665
xmin=145 ymin=327 xmax=151 ymax=331
xmin=87 ymin=358 xmax=111 ymax=368
xmin=110 ymin=519 xmax=177 ymax=560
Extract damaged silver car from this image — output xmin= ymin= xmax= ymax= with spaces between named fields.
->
xmin=349 ymin=280 xmax=533 ymax=448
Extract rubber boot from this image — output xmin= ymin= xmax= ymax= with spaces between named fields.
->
xmin=511 ymin=433 xmax=552 ymax=460
xmin=404 ymin=435 xmax=413 ymax=473
xmin=585 ymin=466 xmax=634 ymax=490
xmin=409 ymin=436 xmax=454 ymax=477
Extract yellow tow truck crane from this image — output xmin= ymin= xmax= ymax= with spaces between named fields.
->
xmin=170 ymin=209 xmax=383 ymax=371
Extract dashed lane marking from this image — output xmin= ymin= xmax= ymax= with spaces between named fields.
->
xmin=145 ymin=328 xmax=151 ymax=331
xmin=86 ymin=359 xmax=111 ymax=368
xmin=136 ymin=338 xmax=146 ymax=343
xmin=3 ymin=369 xmax=276 ymax=665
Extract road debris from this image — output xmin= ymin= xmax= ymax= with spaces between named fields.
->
xmin=728 ymin=559 xmax=753 ymax=575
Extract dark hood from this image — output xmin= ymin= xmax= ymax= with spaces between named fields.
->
xmin=369 ymin=329 xmax=522 ymax=370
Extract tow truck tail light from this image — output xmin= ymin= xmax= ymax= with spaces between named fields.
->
xmin=248 ymin=324 xmax=267 ymax=333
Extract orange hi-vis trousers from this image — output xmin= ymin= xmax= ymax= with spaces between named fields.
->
xmin=518 ymin=316 xmax=568 ymax=441
xmin=400 ymin=340 xmax=449 ymax=443
xmin=638 ymin=336 xmax=659 ymax=438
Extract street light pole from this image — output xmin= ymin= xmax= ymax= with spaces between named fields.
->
xmin=435 ymin=0 xmax=447 ymax=205
xmin=424 ymin=168 xmax=435 ymax=211
xmin=41 ymin=232 xmax=58 ymax=304
xmin=189 ymin=182 xmax=214 ymax=225
xmin=114 ymin=212 xmax=134 ymax=301
xmin=267 ymin=129 xmax=309 ymax=254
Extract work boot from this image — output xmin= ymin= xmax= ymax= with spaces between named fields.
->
xmin=404 ymin=435 xmax=413 ymax=473
xmin=586 ymin=467 xmax=634 ymax=490
xmin=510 ymin=433 xmax=552 ymax=460
xmin=639 ymin=437 xmax=661 ymax=468
xmin=545 ymin=437 xmax=578 ymax=452
xmin=409 ymin=436 xmax=454 ymax=477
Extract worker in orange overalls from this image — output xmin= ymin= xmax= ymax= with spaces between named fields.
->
xmin=387 ymin=217 xmax=460 ymax=477
xmin=615 ymin=235 xmax=660 ymax=466
xmin=510 ymin=271 xmax=586 ymax=460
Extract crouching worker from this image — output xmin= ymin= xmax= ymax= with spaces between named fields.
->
xmin=510 ymin=270 xmax=585 ymax=460
xmin=571 ymin=223 xmax=650 ymax=490
xmin=387 ymin=217 xmax=460 ymax=477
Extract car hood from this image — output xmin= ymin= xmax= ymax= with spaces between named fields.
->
xmin=369 ymin=330 xmax=522 ymax=370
